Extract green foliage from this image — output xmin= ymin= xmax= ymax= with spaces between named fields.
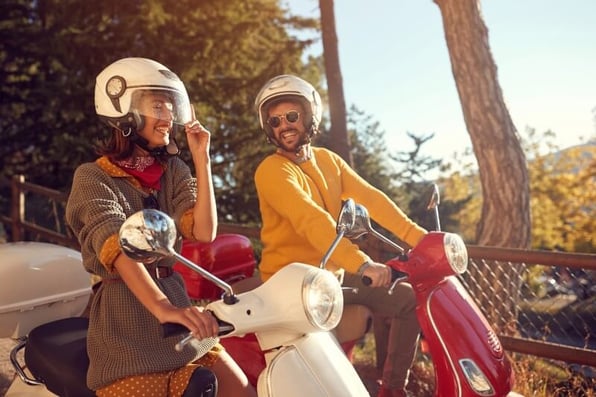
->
xmin=524 ymin=128 xmax=595 ymax=252
xmin=0 ymin=0 xmax=514 ymax=241
xmin=0 ymin=0 xmax=319 ymax=224
xmin=441 ymin=128 xmax=595 ymax=251
xmin=1 ymin=0 xmax=449 ymax=230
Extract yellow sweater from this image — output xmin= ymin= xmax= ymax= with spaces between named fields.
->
xmin=255 ymin=147 xmax=427 ymax=281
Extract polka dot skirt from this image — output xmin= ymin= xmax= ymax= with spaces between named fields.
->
xmin=96 ymin=345 xmax=222 ymax=396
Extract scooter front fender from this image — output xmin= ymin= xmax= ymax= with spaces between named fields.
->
xmin=257 ymin=332 xmax=369 ymax=397
xmin=420 ymin=277 xmax=513 ymax=396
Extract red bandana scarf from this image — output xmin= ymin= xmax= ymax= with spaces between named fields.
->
xmin=124 ymin=161 xmax=164 ymax=191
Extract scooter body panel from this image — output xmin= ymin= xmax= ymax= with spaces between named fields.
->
xmin=418 ymin=277 xmax=513 ymax=396
xmin=257 ymin=332 xmax=370 ymax=397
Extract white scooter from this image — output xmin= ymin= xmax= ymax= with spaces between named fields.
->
xmin=1 ymin=241 xmax=93 ymax=397
xmin=119 ymin=209 xmax=370 ymax=397
xmin=1 ymin=208 xmax=370 ymax=397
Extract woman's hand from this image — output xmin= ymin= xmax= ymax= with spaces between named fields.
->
xmin=160 ymin=305 xmax=219 ymax=340
xmin=185 ymin=105 xmax=211 ymax=155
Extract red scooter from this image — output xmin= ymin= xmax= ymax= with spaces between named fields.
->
xmin=175 ymin=184 xmax=517 ymax=396
xmin=345 ymin=185 xmax=517 ymax=396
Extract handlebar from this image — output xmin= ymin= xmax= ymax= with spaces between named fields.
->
xmin=162 ymin=315 xmax=235 ymax=352
xmin=162 ymin=322 xmax=190 ymax=338
xmin=362 ymin=268 xmax=408 ymax=286
xmin=161 ymin=320 xmax=235 ymax=338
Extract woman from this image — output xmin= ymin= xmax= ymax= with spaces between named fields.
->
xmin=66 ymin=57 xmax=255 ymax=397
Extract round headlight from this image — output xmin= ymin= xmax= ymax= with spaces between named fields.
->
xmin=444 ymin=233 xmax=468 ymax=274
xmin=302 ymin=269 xmax=344 ymax=330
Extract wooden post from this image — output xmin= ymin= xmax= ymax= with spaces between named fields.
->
xmin=11 ymin=174 xmax=25 ymax=242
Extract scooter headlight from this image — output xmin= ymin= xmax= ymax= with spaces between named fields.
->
xmin=444 ymin=233 xmax=468 ymax=274
xmin=302 ymin=269 xmax=344 ymax=330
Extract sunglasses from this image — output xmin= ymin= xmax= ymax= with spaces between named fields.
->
xmin=266 ymin=110 xmax=300 ymax=128
xmin=143 ymin=194 xmax=160 ymax=210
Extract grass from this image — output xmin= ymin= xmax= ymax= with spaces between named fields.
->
xmin=351 ymin=332 xmax=595 ymax=397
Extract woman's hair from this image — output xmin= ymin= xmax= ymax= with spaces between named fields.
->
xmin=95 ymin=127 xmax=136 ymax=161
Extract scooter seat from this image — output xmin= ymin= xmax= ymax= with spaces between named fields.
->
xmin=25 ymin=317 xmax=94 ymax=397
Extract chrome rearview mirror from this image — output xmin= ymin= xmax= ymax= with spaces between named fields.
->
xmin=336 ymin=198 xmax=356 ymax=235
xmin=320 ymin=198 xmax=406 ymax=268
xmin=426 ymin=183 xmax=441 ymax=211
xmin=118 ymin=209 xmax=238 ymax=304
xmin=425 ymin=183 xmax=441 ymax=231
xmin=344 ymin=203 xmax=373 ymax=240
xmin=351 ymin=203 xmax=405 ymax=254
xmin=119 ymin=210 xmax=176 ymax=262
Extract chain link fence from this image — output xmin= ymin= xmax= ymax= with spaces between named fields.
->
xmin=462 ymin=249 xmax=596 ymax=377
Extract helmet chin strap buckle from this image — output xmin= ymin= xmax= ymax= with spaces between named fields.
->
xmin=130 ymin=131 xmax=179 ymax=158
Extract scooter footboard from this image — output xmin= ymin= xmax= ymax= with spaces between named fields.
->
xmin=257 ymin=332 xmax=369 ymax=397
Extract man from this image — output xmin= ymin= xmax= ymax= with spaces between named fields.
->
xmin=253 ymin=74 xmax=427 ymax=397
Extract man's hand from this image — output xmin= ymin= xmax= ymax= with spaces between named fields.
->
xmin=362 ymin=262 xmax=392 ymax=288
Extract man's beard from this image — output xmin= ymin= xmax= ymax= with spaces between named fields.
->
xmin=275 ymin=129 xmax=310 ymax=153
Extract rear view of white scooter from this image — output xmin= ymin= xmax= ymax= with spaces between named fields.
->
xmin=119 ymin=209 xmax=370 ymax=397
xmin=0 ymin=242 xmax=93 ymax=397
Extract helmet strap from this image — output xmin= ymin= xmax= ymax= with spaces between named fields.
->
xmin=123 ymin=128 xmax=178 ymax=157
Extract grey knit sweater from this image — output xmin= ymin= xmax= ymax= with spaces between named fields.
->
xmin=66 ymin=156 xmax=217 ymax=390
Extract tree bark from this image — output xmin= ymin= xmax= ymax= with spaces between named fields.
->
xmin=319 ymin=0 xmax=353 ymax=165
xmin=433 ymin=0 xmax=531 ymax=333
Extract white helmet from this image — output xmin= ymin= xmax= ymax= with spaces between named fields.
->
xmin=254 ymin=74 xmax=323 ymax=140
xmin=94 ymin=57 xmax=191 ymax=132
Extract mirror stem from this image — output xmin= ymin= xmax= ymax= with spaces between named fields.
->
xmin=370 ymin=229 xmax=405 ymax=254
xmin=171 ymin=250 xmax=238 ymax=304
xmin=434 ymin=207 xmax=441 ymax=232
xmin=320 ymin=230 xmax=345 ymax=269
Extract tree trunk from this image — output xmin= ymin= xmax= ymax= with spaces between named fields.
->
xmin=319 ymin=0 xmax=353 ymax=166
xmin=433 ymin=0 xmax=531 ymax=333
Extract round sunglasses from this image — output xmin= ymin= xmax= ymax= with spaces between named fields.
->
xmin=266 ymin=110 xmax=300 ymax=128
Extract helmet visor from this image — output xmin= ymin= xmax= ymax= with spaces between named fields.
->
xmin=131 ymin=89 xmax=192 ymax=128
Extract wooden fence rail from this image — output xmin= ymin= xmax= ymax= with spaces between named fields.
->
xmin=1 ymin=174 xmax=594 ymax=369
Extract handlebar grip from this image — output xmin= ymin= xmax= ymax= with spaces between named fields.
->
xmin=391 ymin=268 xmax=408 ymax=281
xmin=361 ymin=268 xmax=407 ymax=286
xmin=162 ymin=322 xmax=189 ymax=338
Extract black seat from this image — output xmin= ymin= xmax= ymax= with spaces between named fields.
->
xmin=25 ymin=317 xmax=95 ymax=397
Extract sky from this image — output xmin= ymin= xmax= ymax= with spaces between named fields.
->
xmin=285 ymin=0 xmax=596 ymax=163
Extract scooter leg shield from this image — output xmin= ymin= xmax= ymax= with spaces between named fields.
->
xmin=258 ymin=332 xmax=370 ymax=397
